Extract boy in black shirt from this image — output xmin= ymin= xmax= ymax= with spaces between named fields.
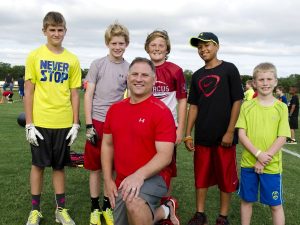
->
xmin=184 ymin=32 xmax=243 ymax=225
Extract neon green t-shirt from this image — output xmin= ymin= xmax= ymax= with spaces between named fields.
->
xmin=25 ymin=45 xmax=82 ymax=128
xmin=236 ymin=98 xmax=290 ymax=174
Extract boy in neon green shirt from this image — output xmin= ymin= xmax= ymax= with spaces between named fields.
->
xmin=236 ymin=62 xmax=290 ymax=225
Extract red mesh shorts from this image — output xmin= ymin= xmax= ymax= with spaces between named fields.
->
xmin=84 ymin=119 xmax=104 ymax=171
xmin=194 ymin=145 xmax=238 ymax=192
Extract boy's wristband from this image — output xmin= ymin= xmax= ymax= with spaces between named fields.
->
xmin=255 ymin=150 xmax=262 ymax=158
xmin=183 ymin=135 xmax=193 ymax=143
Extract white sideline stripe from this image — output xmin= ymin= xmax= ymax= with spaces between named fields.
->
xmin=282 ymin=148 xmax=300 ymax=158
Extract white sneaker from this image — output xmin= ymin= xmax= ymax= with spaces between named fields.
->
xmin=55 ymin=207 xmax=75 ymax=225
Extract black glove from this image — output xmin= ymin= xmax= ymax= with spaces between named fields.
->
xmin=86 ymin=124 xmax=99 ymax=146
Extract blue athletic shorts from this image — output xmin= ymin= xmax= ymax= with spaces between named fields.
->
xmin=238 ymin=168 xmax=283 ymax=206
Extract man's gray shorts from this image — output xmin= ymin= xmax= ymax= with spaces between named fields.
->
xmin=114 ymin=175 xmax=168 ymax=225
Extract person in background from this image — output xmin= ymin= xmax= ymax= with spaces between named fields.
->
xmin=24 ymin=11 xmax=81 ymax=225
xmin=286 ymin=86 xmax=299 ymax=144
xmin=0 ymin=90 xmax=14 ymax=103
xmin=275 ymin=86 xmax=288 ymax=105
xmin=243 ymin=80 xmax=255 ymax=101
xmin=18 ymin=75 xmax=25 ymax=100
xmin=3 ymin=73 xmax=14 ymax=91
xmin=236 ymin=62 xmax=290 ymax=225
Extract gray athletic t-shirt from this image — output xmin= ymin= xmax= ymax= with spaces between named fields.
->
xmin=86 ymin=55 xmax=129 ymax=122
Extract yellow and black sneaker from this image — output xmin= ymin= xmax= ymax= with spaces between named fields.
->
xmin=102 ymin=208 xmax=114 ymax=225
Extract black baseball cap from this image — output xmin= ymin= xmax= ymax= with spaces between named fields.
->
xmin=190 ymin=32 xmax=219 ymax=47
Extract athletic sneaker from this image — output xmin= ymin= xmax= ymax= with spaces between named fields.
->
xmin=155 ymin=196 xmax=180 ymax=225
xmin=160 ymin=196 xmax=179 ymax=209
xmin=286 ymin=138 xmax=297 ymax=144
xmin=55 ymin=207 xmax=75 ymax=225
xmin=102 ymin=208 xmax=114 ymax=225
xmin=156 ymin=197 xmax=179 ymax=225
xmin=165 ymin=197 xmax=180 ymax=225
xmin=26 ymin=210 xmax=43 ymax=225
xmin=90 ymin=209 xmax=101 ymax=225
xmin=215 ymin=216 xmax=229 ymax=225
xmin=187 ymin=212 xmax=208 ymax=225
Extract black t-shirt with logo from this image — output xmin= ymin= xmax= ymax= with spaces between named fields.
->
xmin=288 ymin=95 xmax=299 ymax=117
xmin=188 ymin=61 xmax=244 ymax=146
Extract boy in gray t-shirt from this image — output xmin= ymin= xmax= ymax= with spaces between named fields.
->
xmin=83 ymin=22 xmax=130 ymax=225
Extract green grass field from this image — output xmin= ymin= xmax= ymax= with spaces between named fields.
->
xmin=1 ymin=93 xmax=300 ymax=225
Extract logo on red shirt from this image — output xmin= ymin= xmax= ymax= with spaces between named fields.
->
xmin=139 ymin=118 xmax=145 ymax=123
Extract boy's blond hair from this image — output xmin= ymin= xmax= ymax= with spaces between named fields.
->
xmin=43 ymin=11 xmax=66 ymax=30
xmin=144 ymin=30 xmax=171 ymax=60
xmin=253 ymin=62 xmax=277 ymax=80
xmin=104 ymin=22 xmax=129 ymax=45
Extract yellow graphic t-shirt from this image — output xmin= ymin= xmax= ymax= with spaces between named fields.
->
xmin=25 ymin=45 xmax=81 ymax=128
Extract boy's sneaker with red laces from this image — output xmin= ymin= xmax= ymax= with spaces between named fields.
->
xmin=160 ymin=196 xmax=179 ymax=209
xmin=156 ymin=197 xmax=180 ymax=225
xmin=215 ymin=216 xmax=229 ymax=225
xmin=187 ymin=212 xmax=208 ymax=225
xmin=165 ymin=197 xmax=180 ymax=225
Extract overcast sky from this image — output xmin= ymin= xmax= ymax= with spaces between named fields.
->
xmin=1 ymin=0 xmax=299 ymax=77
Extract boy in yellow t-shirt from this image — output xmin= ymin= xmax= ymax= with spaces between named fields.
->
xmin=24 ymin=12 xmax=81 ymax=225
xmin=236 ymin=63 xmax=290 ymax=225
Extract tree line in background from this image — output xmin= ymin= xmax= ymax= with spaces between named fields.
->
xmin=1 ymin=62 xmax=299 ymax=93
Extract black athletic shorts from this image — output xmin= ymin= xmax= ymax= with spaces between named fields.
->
xmin=30 ymin=127 xmax=71 ymax=170
xmin=289 ymin=116 xmax=298 ymax=129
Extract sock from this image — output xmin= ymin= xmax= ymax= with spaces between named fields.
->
xmin=55 ymin=193 xmax=65 ymax=209
xmin=102 ymin=196 xmax=111 ymax=210
xmin=91 ymin=197 xmax=100 ymax=212
xmin=31 ymin=194 xmax=41 ymax=211
xmin=196 ymin=212 xmax=205 ymax=216
xmin=161 ymin=204 xmax=170 ymax=219
xmin=219 ymin=214 xmax=228 ymax=219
